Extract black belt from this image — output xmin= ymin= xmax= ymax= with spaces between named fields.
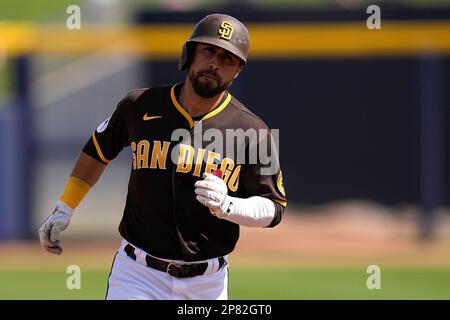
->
xmin=124 ymin=244 xmax=226 ymax=278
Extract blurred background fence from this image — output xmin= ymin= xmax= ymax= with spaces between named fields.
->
xmin=0 ymin=0 xmax=449 ymax=240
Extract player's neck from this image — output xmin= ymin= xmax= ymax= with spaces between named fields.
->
xmin=180 ymin=81 xmax=225 ymax=118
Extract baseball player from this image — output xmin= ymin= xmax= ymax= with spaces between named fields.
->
xmin=39 ymin=13 xmax=286 ymax=300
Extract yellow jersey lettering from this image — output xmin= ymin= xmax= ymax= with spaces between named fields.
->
xmin=227 ymin=165 xmax=241 ymax=192
xmin=204 ymin=151 xmax=221 ymax=175
xmin=193 ymin=148 xmax=206 ymax=177
xmin=177 ymin=144 xmax=195 ymax=173
xmin=150 ymin=141 xmax=170 ymax=170
xmin=219 ymin=158 xmax=235 ymax=184
xmin=136 ymin=140 xmax=150 ymax=169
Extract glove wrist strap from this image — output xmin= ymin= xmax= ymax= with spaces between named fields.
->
xmin=56 ymin=200 xmax=74 ymax=216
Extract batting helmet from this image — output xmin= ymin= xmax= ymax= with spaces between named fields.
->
xmin=179 ymin=14 xmax=250 ymax=71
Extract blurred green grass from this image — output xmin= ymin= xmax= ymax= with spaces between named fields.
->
xmin=231 ymin=267 xmax=450 ymax=299
xmin=1 ymin=267 xmax=449 ymax=299
xmin=0 ymin=0 xmax=79 ymax=21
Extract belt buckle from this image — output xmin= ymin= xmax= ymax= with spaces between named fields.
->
xmin=167 ymin=262 xmax=186 ymax=278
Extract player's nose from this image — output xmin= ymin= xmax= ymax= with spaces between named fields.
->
xmin=208 ymin=62 xmax=218 ymax=70
xmin=208 ymin=55 xmax=219 ymax=70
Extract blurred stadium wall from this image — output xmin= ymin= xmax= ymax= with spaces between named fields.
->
xmin=0 ymin=1 xmax=449 ymax=239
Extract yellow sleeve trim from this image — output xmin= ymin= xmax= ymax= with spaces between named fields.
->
xmin=273 ymin=199 xmax=287 ymax=207
xmin=92 ymin=132 xmax=112 ymax=164
xmin=59 ymin=176 xmax=92 ymax=209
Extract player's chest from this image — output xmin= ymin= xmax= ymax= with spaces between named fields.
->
xmin=128 ymin=114 xmax=245 ymax=191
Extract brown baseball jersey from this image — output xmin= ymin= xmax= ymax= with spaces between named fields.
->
xmin=83 ymin=83 xmax=287 ymax=261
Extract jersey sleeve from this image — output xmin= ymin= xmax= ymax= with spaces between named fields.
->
xmin=82 ymin=94 xmax=132 ymax=164
xmin=240 ymin=126 xmax=287 ymax=228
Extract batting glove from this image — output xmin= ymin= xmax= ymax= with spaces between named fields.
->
xmin=39 ymin=201 xmax=73 ymax=255
xmin=194 ymin=173 xmax=232 ymax=219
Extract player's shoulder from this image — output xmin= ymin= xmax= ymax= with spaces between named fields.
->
xmin=227 ymin=94 xmax=270 ymax=130
xmin=124 ymin=85 xmax=172 ymax=103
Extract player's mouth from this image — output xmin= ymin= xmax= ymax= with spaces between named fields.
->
xmin=200 ymin=73 xmax=220 ymax=82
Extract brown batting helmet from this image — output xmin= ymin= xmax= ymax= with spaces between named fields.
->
xmin=179 ymin=14 xmax=250 ymax=71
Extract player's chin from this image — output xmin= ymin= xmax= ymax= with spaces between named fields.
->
xmin=198 ymin=76 xmax=220 ymax=88
xmin=195 ymin=84 xmax=222 ymax=98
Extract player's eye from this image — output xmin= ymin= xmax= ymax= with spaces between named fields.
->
xmin=222 ymin=54 xmax=236 ymax=65
xmin=203 ymin=47 xmax=214 ymax=55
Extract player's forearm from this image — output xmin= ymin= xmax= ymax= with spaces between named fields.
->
xmin=221 ymin=196 xmax=276 ymax=228
xmin=59 ymin=152 xmax=107 ymax=209
xmin=70 ymin=152 xmax=107 ymax=186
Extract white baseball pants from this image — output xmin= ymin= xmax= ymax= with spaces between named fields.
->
xmin=105 ymin=240 xmax=229 ymax=300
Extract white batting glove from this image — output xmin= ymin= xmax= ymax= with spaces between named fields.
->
xmin=194 ymin=173 xmax=232 ymax=219
xmin=39 ymin=201 xmax=73 ymax=255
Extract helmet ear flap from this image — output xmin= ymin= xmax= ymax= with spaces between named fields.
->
xmin=179 ymin=42 xmax=196 ymax=71
xmin=179 ymin=43 xmax=188 ymax=71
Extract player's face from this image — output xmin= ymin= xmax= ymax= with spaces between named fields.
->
xmin=188 ymin=43 xmax=243 ymax=98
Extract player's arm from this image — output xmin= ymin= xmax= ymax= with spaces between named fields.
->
xmin=70 ymin=152 xmax=107 ymax=186
xmin=38 ymin=152 xmax=107 ymax=255
xmin=60 ymin=152 xmax=107 ymax=209
xmin=195 ymin=172 xmax=284 ymax=228
xmin=38 ymin=90 xmax=137 ymax=255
